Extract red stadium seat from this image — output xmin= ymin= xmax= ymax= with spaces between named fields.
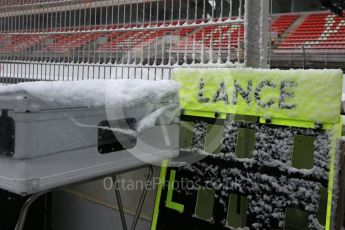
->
xmin=279 ymin=12 xmax=345 ymax=50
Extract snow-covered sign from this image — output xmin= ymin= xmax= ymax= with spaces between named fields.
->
xmin=152 ymin=68 xmax=343 ymax=230
xmin=173 ymin=68 xmax=343 ymax=127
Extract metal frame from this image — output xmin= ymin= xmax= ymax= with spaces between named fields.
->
xmin=15 ymin=191 xmax=49 ymax=230
xmin=114 ymin=165 xmax=153 ymax=230
xmin=15 ymin=164 xmax=154 ymax=230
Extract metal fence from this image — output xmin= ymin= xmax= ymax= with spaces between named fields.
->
xmin=0 ymin=0 xmax=268 ymax=82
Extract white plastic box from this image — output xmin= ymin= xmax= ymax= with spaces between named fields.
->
xmin=0 ymin=80 xmax=179 ymax=195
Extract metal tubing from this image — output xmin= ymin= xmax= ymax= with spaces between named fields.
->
xmin=15 ymin=191 xmax=49 ymax=230
xmin=113 ymin=175 xmax=128 ymax=230
xmin=113 ymin=165 xmax=154 ymax=230
xmin=130 ymin=165 xmax=153 ymax=230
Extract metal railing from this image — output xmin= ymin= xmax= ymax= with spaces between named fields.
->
xmin=0 ymin=0 xmax=269 ymax=82
xmin=270 ymin=48 xmax=345 ymax=69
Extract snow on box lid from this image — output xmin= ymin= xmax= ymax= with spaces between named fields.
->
xmin=0 ymin=80 xmax=180 ymax=111
xmin=173 ymin=68 xmax=343 ymax=125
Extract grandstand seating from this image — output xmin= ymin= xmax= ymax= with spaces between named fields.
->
xmin=1 ymin=0 xmax=61 ymax=7
xmin=97 ymin=29 xmax=170 ymax=53
xmin=0 ymin=15 xmax=294 ymax=54
xmin=171 ymin=18 xmax=244 ymax=53
xmin=1 ymin=12 xmax=345 ymax=55
xmin=0 ymin=35 xmax=45 ymax=52
xmin=271 ymin=14 xmax=299 ymax=36
xmin=46 ymin=32 xmax=104 ymax=53
xmin=171 ymin=15 xmax=296 ymax=52
xmin=97 ymin=22 xmax=177 ymax=53
xmin=279 ymin=12 xmax=345 ymax=50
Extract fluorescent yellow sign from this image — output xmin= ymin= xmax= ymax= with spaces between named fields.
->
xmin=173 ymin=68 xmax=343 ymax=125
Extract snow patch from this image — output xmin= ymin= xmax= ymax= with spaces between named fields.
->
xmin=0 ymin=79 xmax=180 ymax=108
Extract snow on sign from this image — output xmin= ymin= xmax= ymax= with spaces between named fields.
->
xmin=151 ymin=68 xmax=343 ymax=230
xmin=174 ymin=68 xmax=343 ymax=126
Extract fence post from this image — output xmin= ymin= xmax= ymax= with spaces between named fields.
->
xmin=244 ymin=0 xmax=270 ymax=68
